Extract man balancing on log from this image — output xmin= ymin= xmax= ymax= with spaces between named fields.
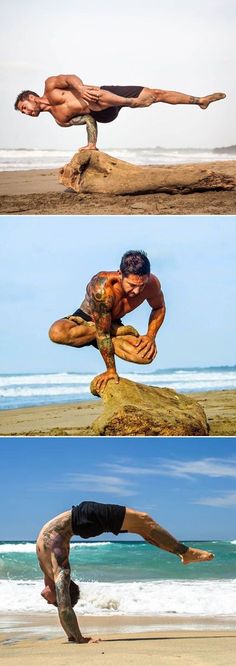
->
xmin=49 ymin=250 xmax=166 ymax=393
xmin=37 ymin=500 xmax=214 ymax=643
xmin=14 ymin=73 xmax=226 ymax=150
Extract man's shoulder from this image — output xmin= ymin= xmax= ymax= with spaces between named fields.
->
xmin=147 ymin=273 xmax=161 ymax=290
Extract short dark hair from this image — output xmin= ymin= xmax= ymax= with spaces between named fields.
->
xmin=14 ymin=90 xmax=39 ymax=110
xmin=120 ymin=250 xmax=150 ymax=276
xmin=52 ymin=580 xmax=80 ymax=608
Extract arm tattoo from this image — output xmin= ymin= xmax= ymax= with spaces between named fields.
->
xmin=69 ymin=114 xmax=98 ymax=145
xmin=89 ymin=277 xmax=116 ymax=370
xmin=55 ymin=570 xmax=82 ymax=642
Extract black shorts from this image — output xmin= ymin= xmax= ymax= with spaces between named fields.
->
xmin=91 ymin=85 xmax=144 ymax=123
xmin=71 ymin=501 xmax=127 ymax=538
xmin=64 ymin=308 xmax=123 ymax=349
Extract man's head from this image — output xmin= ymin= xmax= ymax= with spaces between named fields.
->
xmin=119 ymin=250 xmax=150 ymax=297
xmin=14 ymin=91 xmax=40 ymax=116
xmin=41 ymin=580 xmax=80 ymax=607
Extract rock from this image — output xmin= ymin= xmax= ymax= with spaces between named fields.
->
xmin=90 ymin=377 xmax=209 ymax=436
xmin=58 ymin=150 xmax=236 ymax=195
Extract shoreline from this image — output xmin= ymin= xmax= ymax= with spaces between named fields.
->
xmin=0 ymin=160 xmax=236 ymax=214
xmin=1 ymin=613 xmax=236 ymax=666
xmin=0 ymin=389 xmax=235 ymax=436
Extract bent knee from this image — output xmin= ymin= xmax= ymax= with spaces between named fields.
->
xmin=48 ymin=320 xmax=67 ymax=344
xmin=136 ymin=355 xmax=153 ymax=365
xmin=138 ymin=511 xmax=152 ymax=526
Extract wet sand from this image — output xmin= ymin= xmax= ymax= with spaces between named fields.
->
xmin=0 ymin=389 xmax=235 ymax=437
xmin=0 ymin=161 xmax=236 ymax=215
xmin=1 ymin=613 xmax=236 ymax=666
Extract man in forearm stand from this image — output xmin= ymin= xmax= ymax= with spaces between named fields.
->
xmin=49 ymin=250 xmax=166 ymax=393
xmin=37 ymin=501 xmax=214 ymax=643
xmin=15 ymin=73 xmax=226 ymax=150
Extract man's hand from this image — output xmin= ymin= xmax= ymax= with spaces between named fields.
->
xmin=79 ymin=144 xmax=98 ymax=151
xmin=134 ymin=335 xmax=157 ymax=360
xmin=68 ymin=635 xmax=101 ymax=644
xmin=79 ymin=85 xmax=102 ymax=103
xmin=93 ymin=368 xmax=119 ymax=394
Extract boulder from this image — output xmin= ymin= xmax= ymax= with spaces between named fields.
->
xmin=90 ymin=377 xmax=209 ymax=436
xmin=58 ymin=150 xmax=236 ymax=195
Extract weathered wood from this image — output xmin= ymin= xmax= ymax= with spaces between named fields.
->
xmin=90 ymin=377 xmax=209 ymax=436
xmin=58 ymin=150 xmax=236 ymax=195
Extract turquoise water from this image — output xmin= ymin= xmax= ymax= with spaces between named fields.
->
xmin=1 ymin=541 xmax=236 ymax=615
xmin=1 ymin=540 xmax=236 ymax=582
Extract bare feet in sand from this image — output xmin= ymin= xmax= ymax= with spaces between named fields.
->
xmin=199 ymin=92 xmax=226 ymax=109
xmin=180 ymin=547 xmax=214 ymax=565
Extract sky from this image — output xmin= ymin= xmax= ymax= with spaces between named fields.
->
xmin=0 ymin=215 xmax=235 ymax=374
xmin=1 ymin=437 xmax=236 ymax=540
xmin=1 ymin=0 xmax=235 ymax=150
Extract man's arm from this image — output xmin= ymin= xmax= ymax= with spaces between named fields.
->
xmin=56 ymin=114 xmax=98 ymax=149
xmin=45 ymin=74 xmax=101 ymax=104
xmin=89 ymin=280 xmax=119 ymax=392
xmin=51 ymin=540 xmax=95 ymax=643
xmin=135 ymin=278 xmax=166 ymax=359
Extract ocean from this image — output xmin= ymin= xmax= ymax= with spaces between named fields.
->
xmin=1 ymin=540 xmax=236 ymax=617
xmin=0 ymin=147 xmax=235 ymax=171
xmin=0 ymin=366 xmax=235 ymax=411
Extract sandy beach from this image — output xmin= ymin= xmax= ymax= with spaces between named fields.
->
xmin=0 ymin=389 xmax=235 ymax=437
xmin=0 ymin=161 xmax=236 ymax=215
xmin=1 ymin=613 xmax=236 ymax=666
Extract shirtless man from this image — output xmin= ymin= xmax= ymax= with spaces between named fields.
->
xmin=15 ymin=73 xmax=226 ymax=150
xmin=49 ymin=250 xmax=166 ymax=392
xmin=37 ymin=500 xmax=214 ymax=643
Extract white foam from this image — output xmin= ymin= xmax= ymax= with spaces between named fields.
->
xmin=1 ymin=579 xmax=236 ymax=616
xmin=0 ymin=148 xmax=234 ymax=171
xmin=0 ymin=543 xmax=36 ymax=554
xmin=0 ymin=368 xmax=235 ymax=400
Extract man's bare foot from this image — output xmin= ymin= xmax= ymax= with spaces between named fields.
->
xmin=180 ymin=547 xmax=214 ymax=565
xmin=199 ymin=92 xmax=226 ymax=109
xmin=111 ymin=323 xmax=140 ymax=337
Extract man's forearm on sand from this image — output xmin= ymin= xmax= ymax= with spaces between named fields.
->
xmin=55 ymin=572 xmax=82 ymax=642
xmin=147 ymin=306 xmax=166 ymax=338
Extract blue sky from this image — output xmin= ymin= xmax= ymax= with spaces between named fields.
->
xmin=1 ymin=0 xmax=235 ymax=150
xmin=1 ymin=437 xmax=236 ymax=541
xmin=0 ymin=215 xmax=235 ymax=374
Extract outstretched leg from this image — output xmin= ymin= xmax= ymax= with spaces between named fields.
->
xmin=131 ymin=87 xmax=226 ymax=109
xmin=121 ymin=508 xmax=214 ymax=564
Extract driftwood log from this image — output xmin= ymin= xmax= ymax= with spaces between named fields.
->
xmin=90 ymin=377 xmax=209 ymax=436
xmin=59 ymin=150 xmax=236 ymax=195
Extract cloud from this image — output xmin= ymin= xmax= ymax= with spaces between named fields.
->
xmin=194 ymin=491 xmax=236 ymax=507
xmin=31 ymin=473 xmax=137 ymax=497
xmin=101 ymin=457 xmax=236 ymax=480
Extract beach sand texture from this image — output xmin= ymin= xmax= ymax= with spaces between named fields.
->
xmin=1 ymin=614 xmax=236 ymax=666
xmin=0 ymin=160 xmax=236 ymax=215
xmin=0 ymin=389 xmax=235 ymax=437
xmin=0 ymin=618 xmax=236 ymax=666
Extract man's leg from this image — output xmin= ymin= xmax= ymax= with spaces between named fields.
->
xmin=121 ymin=508 xmax=214 ymax=564
xmin=113 ymin=335 xmax=156 ymax=364
xmin=48 ymin=317 xmax=96 ymax=347
xmin=131 ymin=87 xmax=226 ymax=109
xmin=87 ymin=85 xmax=225 ymax=111
xmin=49 ymin=319 xmax=141 ymax=350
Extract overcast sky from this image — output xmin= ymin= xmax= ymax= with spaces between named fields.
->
xmin=0 ymin=215 xmax=235 ymax=374
xmin=1 ymin=437 xmax=236 ymax=540
xmin=1 ymin=0 xmax=235 ymax=150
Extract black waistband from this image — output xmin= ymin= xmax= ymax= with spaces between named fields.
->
xmin=72 ymin=307 xmax=93 ymax=322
